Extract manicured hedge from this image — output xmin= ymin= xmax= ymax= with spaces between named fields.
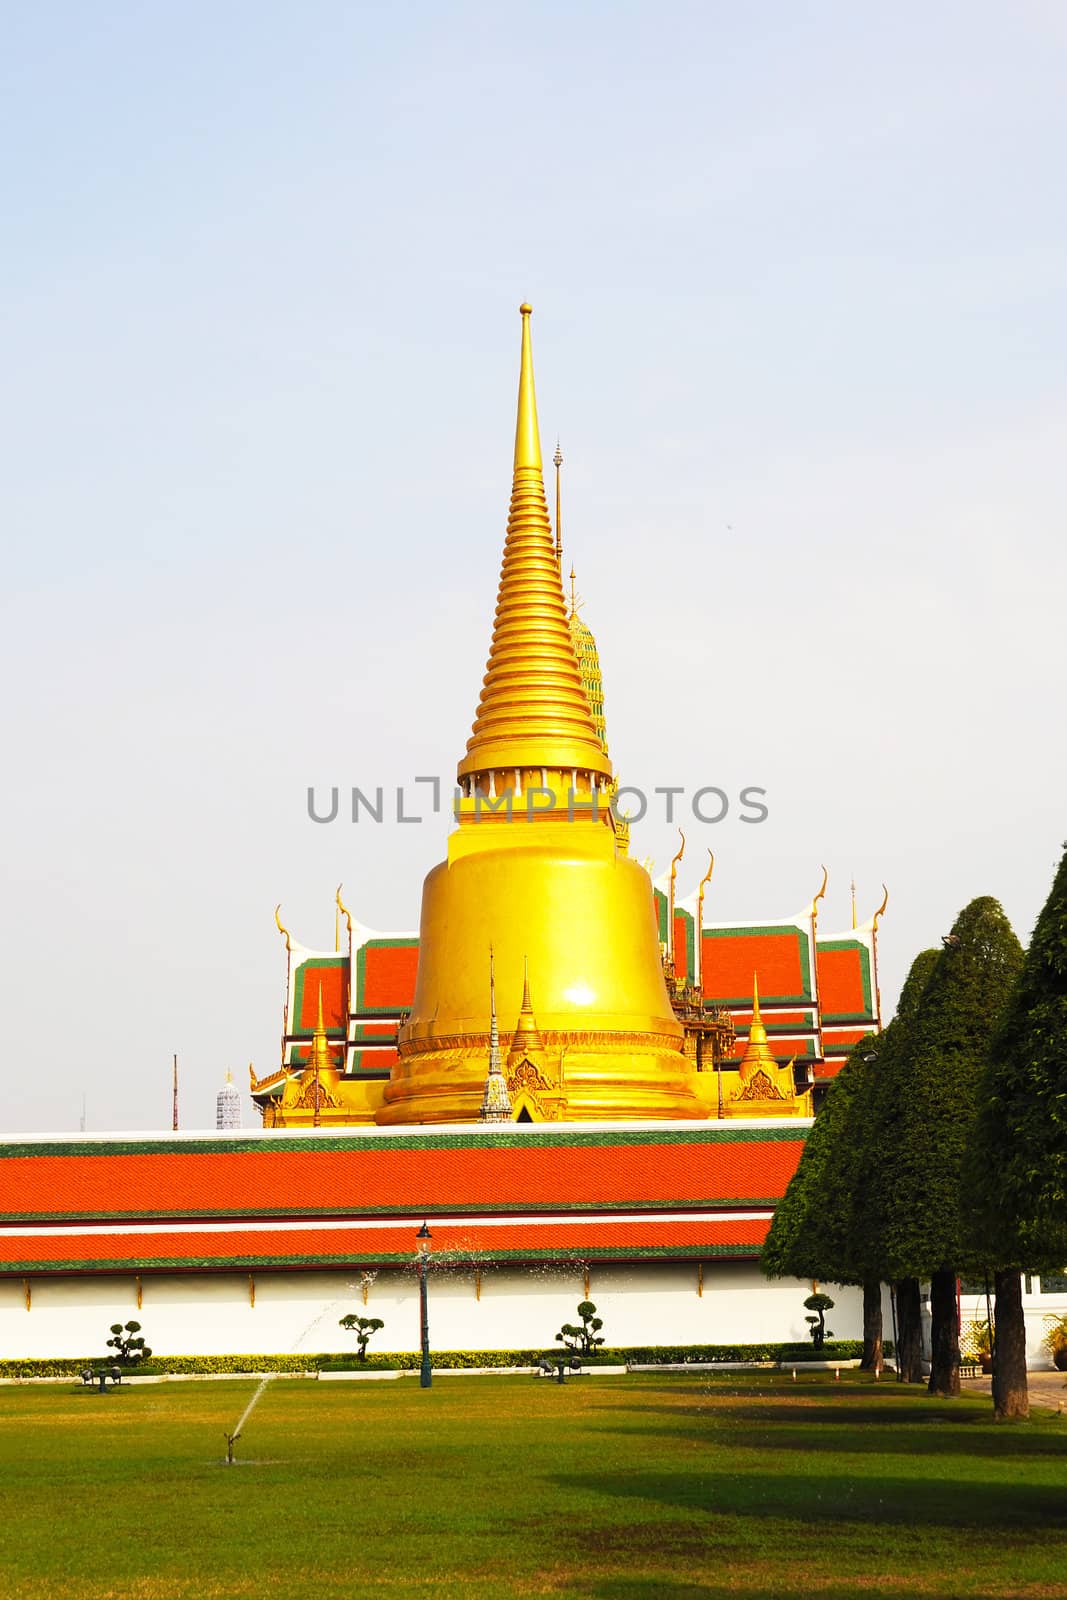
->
xmin=0 ymin=1340 xmax=881 ymax=1380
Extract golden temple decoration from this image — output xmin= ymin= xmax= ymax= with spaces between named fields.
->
xmin=850 ymin=877 xmax=857 ymax=930
xmin=554 ymin=441 xmax=563 ymax=570
xmin=508 ymin=957 xmax=545 ymax=1067
xmin=872 ymin=883 xmax=889 ymax=930
xmin=336 ymin=883 xmax=353 ymax=938
xmin=274 ymin=904 xmax=292 ymax=953
xmin=458 ymin=305 xmax=612 ymax=788
xmin=668 ymin=830 xmax=686 ymax=972
xmin=738 ymin=974 xmax=775 ymax=1085
xmin=739 ymin=1068 xmax=787 ymax=1103
xmin=810 ymin=865 xmax=828 ymax=927
xmin=696 ymin=850 xmax=714 ymax=991
xmin=480 ymin=949 xmax=514 ymax=1123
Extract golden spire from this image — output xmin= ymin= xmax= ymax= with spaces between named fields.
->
xmin=554 ymin=441 xmax=563 ymax=571
xmin=458 ymin=306 xmax=612 ymax=786
xmin=739 ymin=972 xmax=777 ymax=1084
xmin=851 ymin=877 xmax=857 ymax=930
xmin=509 ymin=955 xmax=545 ymax=1064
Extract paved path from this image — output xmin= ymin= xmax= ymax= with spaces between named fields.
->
xmin=961 ymin=1370 xmax=1067 ymax=1411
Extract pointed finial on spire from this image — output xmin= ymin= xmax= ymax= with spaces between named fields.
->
xmin=851 ymin=877 xmax=857 ymax=930
xmin=316 ymin=981 xmax=325 ymax=1036
xmin=521 ymin=953 xmax=532 ymax=1013
xmin=751 ymin=971 xmax=762 ymax=1028
xmin=554 ymin=440 xmax=563 ymax=570
xmin=514 ymin=303 xmax=541 ymax=472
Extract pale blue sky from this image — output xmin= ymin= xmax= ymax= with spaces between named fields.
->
xmin=2 ymin=2 xmax=1065 ymax=1130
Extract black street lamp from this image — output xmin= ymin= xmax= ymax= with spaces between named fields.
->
xmin=416 ymin=1222 xmax=433 ymax=1389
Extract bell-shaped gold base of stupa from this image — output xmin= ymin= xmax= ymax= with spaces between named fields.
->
xmin=377 ymin=815 xmax=708 ymax=1124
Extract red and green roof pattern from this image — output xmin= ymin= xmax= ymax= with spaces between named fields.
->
xmin=270 ymin=906 xmax=881 ymax=1095
xmin=0 ymin=1124 xmax=806 ymax=1275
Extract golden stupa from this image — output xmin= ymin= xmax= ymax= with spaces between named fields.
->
xmin=378 ymin=305 xmax=705 ymax=1124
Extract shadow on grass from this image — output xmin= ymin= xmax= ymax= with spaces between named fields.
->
xmin=551 ymin=1466 xmax=1067 ymax=1531
xmin=606 ymin=1400 xmax=1067 ymax=1458
xmin=583 ymin=1584 xmax=987 ymax=1600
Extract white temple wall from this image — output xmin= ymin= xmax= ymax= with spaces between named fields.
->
xmin=4 ymin=1269 xmax=1062 ymax=1365
xmin=1 ymin=1263 xmax=857 ymax=1360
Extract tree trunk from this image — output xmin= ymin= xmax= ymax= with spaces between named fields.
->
xmin=927 ymin=1268 xmax=960 ymax=1396
xmin=860 ymin=1279 xmax=883 ymax=1372
xmin=991 ymin=1268 xmax=1029 ymax=1420
xmin=895 ymin=1277 xmax=923 ymax=1382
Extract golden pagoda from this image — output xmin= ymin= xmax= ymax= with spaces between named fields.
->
xmin=378 ymin=305 xmax=705 ymax=1123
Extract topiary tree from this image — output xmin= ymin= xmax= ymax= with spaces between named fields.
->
xmin=968 ymin=843 xmax=1067 ymax=1419
xmin=105 ymin=1320 xmax=152 ymax=1366
xmin=555 ymin=1301 xmax=605 ymax=1356
xmin=864 ymin=899 xmax=1023 ymax=1399
xmin=803 ymin=1293 xmax=835 ymax=1350
xmin=762 ymin=948 xmax=941 ymax=1381
xmin=338 ymin=1314 xmax=385 ymax=1361
xmin=761 ymin=1032 xmax=883 ymax=1367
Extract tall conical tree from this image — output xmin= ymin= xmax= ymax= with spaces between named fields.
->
xmin=852 ymin=948 xmax=940 ymax=1382
xmin=762 ymin=948 xmax=940 ymax=1374
xmin=969 ymin=843 xmax=1067 ymax=1419
xmin=867 ymin=899 xmax=1023 ymax=1398
xmin=761 ymin=1032 xmax=884 ymax=1367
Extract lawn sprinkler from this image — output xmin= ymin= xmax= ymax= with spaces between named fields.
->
xmin=538 ymin=1355 xmax=582 ymax=1385
xmin=224 ymin=1430 xmax=241 ymax=1465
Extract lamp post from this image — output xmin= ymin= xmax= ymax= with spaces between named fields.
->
xmin=416 ymin=1222 xmax=433 ymax=1389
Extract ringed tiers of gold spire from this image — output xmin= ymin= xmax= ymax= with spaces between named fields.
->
xmin=457 ymin=306 xmax=612 ymax=793
xmin=378 ymin=304 xmax=704 ymax=1124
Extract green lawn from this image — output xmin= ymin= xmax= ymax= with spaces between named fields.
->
xmin=1 ymin=1373 xmax=1065 ymax=1599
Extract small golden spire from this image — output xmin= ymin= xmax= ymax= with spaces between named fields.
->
xmin=851 ymin=877 xmax=857 ymax=930
xmin=554 ymin=441 xmax=563 ymax=571
xmin=458 ymin=306 xmax=611 ymax=786
xmin=509 ymin=954 xmax=545 ymax=1064
xmin=738 ymin=972 xmax=777 ymax=1085
xmin=750 ymin=973 xmax=764 ymax=1037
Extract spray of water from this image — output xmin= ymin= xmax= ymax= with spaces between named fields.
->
xmin=222 ymin=1290 xmax=354 ymax=1464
